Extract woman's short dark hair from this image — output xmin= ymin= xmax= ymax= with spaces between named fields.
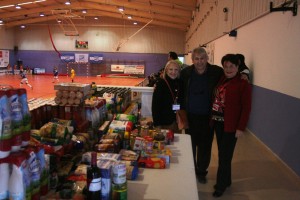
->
xmin=221 ymin=54 xmax=239 ymax=66
xmin=169 ymin=51 xmax=178 ymax=60
xmin=236 ymin=53 xmax=245 ymax=63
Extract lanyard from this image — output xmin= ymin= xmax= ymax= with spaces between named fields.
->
xmin=163 ymin=78 xmax=178 ymax=103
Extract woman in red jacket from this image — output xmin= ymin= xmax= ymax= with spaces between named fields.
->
xmin=211 ymin=54 xmax=252 ymax=197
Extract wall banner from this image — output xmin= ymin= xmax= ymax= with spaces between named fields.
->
xmin=89 ymin=54 xmax=103 ymax=63
xmin=0 ymin=50 xmax=9 ymax=68
xmin=124 ymin=65 xmax=145 ymax=75
xmin=111 ymin=64 xmax=125 ymax=72
xmin=75 ymin=53 xmax=89 ymax=63
xmin=61 ymin=53 xmax=75 ymax=62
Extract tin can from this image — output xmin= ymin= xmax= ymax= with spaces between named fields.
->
xmin=112 ymin=161 xmax=127 ymax=200
xmin=140 ymin=125 xmax=149 ymax=137
xmin=112 ymin=161 xmax=126 ymax=185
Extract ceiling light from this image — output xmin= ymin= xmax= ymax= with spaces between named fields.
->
xmin=39 ymin=13 xmax=45 ymax=17
xmin=57 ymin=19 xmax=62 ymax=23
xmin=94 ymin=17 xmax=99 ymax=20
xmin=133 ymin=22 xmax=138 ymax=25
xmin=127 ymin=15 xmax=132 ymax=19
xmin=0 ymin=4 xmax=14 ymax=9
xmin=15 ymin=5 xmax=21 ymax=9
xmin=65 ymin=1 xmax=71 ymax=5
xmin=0 ymin=19 xmax=3 ymax=23
xmin=33 ymin=0 xmax=46 ymax=3
xmin=82 ymin=10 xmax=87 ymax=14
xmin=0 ymin=1 xmax=46 ymax=9
xmin=20 ymin=25 xmax=26 ymax=29
xmin=118 ymin=7 xmax=124 ymax=12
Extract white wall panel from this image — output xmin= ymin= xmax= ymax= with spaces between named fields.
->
xmin=212 ymin=10 xmax=300 ymax=99
xmin=185 ymin=0 xmax=291 ymax=53
xmin=0 ymin=27 xmax=15 ymax=49
xmin=13 ymin=25 xmax=185 ymax=54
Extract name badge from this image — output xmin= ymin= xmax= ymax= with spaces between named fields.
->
xmin=172 ymin=104 xmax=180 ymax=111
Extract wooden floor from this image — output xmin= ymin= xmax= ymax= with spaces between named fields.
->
xmin=0 ymin=74 xmax=145 ymax=99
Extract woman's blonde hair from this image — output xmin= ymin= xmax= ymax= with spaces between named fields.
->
xmin=162 ymin=60 xmax=181 ymax=79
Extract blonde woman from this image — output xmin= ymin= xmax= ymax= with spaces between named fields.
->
xmin=151 ymin=60 xmax=183 ymax=133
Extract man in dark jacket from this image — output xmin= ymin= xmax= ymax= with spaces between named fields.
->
xmin=181 ymin=47 xmax=223 ymax=183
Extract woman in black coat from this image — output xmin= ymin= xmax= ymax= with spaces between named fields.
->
xmin=151 ymin=60 xmax=183 ymax=133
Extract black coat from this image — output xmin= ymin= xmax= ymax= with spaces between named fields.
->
xmin=180 ymin=63 xmax=223 ymax=113
xmin=151 ymin=75 xmax=183 ymax=126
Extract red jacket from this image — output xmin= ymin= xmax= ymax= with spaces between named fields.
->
xmin=216 ymin=74 xmax=252 ymax=132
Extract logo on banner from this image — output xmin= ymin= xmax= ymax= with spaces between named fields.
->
xmin=89 ymin=54 xmax=103 ymax=63
xmin=61 ymin=54 xmax=75 ymax=62
xmin=75 ymin=54 xmax=88 ymax=63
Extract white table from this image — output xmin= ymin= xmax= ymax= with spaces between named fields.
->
xmin=128 ymin=134 xmax=199 ymax=200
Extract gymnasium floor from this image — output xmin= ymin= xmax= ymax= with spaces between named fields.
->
xmin=0 ymin=73 xmax=146 ymax=99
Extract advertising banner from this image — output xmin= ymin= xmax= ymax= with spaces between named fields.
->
xmin=111 ymin=64 xmax=125 ymax=72
xmin=0 ymin=50 xmax=9 ymax=68
xmin=75 ymin=53 xmax=89 ymax=63
xmin=61 ymin=53 xmax=75 ymax=62
xmin=89 ymin=54 xmax=103 ymax=63
xmin=124 ymin=65 xmax=145 ymax=75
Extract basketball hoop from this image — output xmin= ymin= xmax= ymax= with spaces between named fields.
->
xmin=52 ymin=9 xmax=83 ymax=36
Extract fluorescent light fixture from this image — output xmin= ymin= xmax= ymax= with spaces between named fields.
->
xmin=127 ymin=15 xmax=132 ymax=19
xmin=0 ymin=4 xmax=14 ymax=8
xmin=19 ymin=2 xmax=34 ymax=5
xmin=0 ymin=1 xmax=46 ymax=9
xmin=16 ymin=5 xmax=21 ymax=9
xmin=33 ymin=0 xmax=46 ymax=3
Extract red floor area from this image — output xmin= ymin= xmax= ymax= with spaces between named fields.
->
xmin=0 ymin=74 xmax=146 ymax=99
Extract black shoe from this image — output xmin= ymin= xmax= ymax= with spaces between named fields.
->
xmin=213 ymin=190 xmax=224 ymax=198
xmin=198 ymin=176 xmax=207 ymax=184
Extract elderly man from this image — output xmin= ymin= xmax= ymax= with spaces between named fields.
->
xmin=180 ymin=47 xmax=223 ymax=183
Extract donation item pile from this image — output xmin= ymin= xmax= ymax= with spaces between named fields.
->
xmin=0 ymin=83 xmax=177 ymax=200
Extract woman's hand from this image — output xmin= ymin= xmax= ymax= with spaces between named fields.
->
xmin=235 ymin=129 xmax=244 ymax=138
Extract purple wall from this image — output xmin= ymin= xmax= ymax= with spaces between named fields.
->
xmin=248 ymin=85 xmax=300 ymax=176
xmin=11 ymin=50 xmax=168 ymax=77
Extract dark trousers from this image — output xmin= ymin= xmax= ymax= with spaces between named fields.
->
xmin=214 ymin=121 xmax=237 ymax=191
xmin=186 ymin=114 xmax=213 ymax=177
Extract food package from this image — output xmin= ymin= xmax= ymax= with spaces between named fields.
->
xmin=39 ymin=122 xmax=73 ymax=145
xmin=138 ymin=156 xmax=166 ymax=169
xmin=115 ymin=114 xmax=137 ymax=124
xmin=124 ymin=160 xmax=139 ymax=180
xmin=142 ymin=148 xmax=172 ymax=165
xmin=94 ymin=144 xmax=116 ymax=153
xmin=97 ymin=159 xmax=116 ymax=200
xmin=109 ymin=120 xmax=133 ymax=133
xmin=81 ymin=152 xmax=121 ymax=164
xmin=119 ymin=149 xmax=139 ymax=161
